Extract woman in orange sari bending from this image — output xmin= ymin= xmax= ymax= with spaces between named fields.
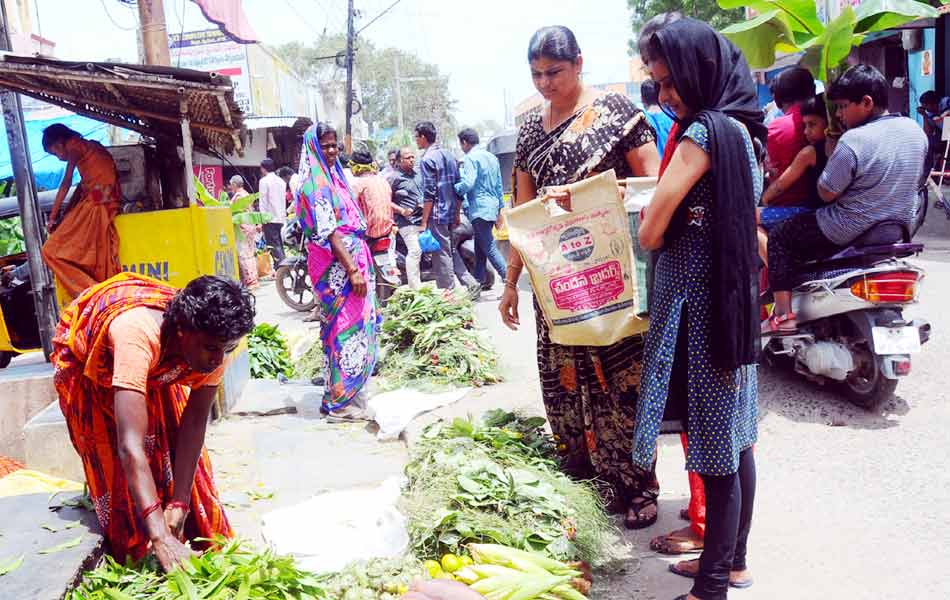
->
xmin=41 ymin=124 xmax=122 ymax=302
xmin=51 ymin=273 xmax=255 ymax=571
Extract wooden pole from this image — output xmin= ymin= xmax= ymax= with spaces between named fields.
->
xmin=137 ymin=0 xmax=171 ymax=67
xmin=180 ymin=94 xmax=195 ymax=206
xmin=0 ymin=0 xmax=57 ymax=358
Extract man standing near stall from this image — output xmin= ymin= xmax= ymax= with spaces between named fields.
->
xmin=258 ymin=158 xmax=287 ymax=264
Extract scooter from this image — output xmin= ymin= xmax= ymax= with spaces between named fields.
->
xmin=274 ymin=220 xmax=316 ymax=312
xmin=761 ymin=212 xmax=931 ymax=408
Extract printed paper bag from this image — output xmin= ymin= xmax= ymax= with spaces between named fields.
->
xmin=505 ymin=170 xmax=647 ymax=346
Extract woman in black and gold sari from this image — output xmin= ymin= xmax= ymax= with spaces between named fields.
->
xmin=499 ymin=25 xmax=661 ymax=528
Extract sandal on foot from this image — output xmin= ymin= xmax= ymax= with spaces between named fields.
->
xmin=624 ymin=492 xmax=658 ymax=530
xmin=650 ymin=529 xmax=704 ymax=554
xmin=762 ymin=311 xmax=797 ymax=336
xmin=669 ymin=560 xmax=754 ymax=589
xmin=325 ymin=407 xmax=370 ymax=423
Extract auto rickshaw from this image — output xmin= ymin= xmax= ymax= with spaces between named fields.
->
xmin=0 ymin=190 xmax=54 ymax=367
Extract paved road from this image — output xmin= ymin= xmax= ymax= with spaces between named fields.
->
xmin=212 ymin=206 xmax=950 ymax=598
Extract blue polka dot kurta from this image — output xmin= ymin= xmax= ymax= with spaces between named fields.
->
xmin=633 ymin=119 xmax=760 ymax=477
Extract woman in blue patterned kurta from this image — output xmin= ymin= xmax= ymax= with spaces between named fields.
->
xmin=634 ymin=20 xmax=764 ymax=600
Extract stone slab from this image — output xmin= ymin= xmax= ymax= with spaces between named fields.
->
xmin=0 ymin=493 xmax=103 ymax=600
xmin=23 ymin=401 xmax=84 ymax=482
xmin=0 ymin=361 xmax=56 ymax=462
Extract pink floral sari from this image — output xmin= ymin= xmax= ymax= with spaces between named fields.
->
xmin=295 ymin=126 xmax=380 ymax=412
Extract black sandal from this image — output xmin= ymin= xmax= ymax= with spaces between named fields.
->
xmin=624 ymin=491 xmax=658 ymax=530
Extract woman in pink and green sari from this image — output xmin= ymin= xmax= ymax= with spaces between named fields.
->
xmin=296 ymin=122 xmax=380 ymax=422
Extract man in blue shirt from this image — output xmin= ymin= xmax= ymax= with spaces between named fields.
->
xmin=416 ymin=121 xmax=480 ymax=294
xmin=454 ymin=128 xmax=507 ymax=289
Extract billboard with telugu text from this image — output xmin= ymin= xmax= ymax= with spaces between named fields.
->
xmin=170 ymin=29 xmax=253 ymax=114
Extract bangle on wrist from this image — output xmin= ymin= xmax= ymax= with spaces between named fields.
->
xmin=140 ymin=499 xmax=162 ymax=521
xmin=167 ymin=500 xmax=190 ymax=514
xmin=504 ymin=279 xmax=518 ymax=290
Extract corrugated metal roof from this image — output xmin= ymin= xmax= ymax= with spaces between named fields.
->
xmin=0 ymin=54 xmax=245 ymax=155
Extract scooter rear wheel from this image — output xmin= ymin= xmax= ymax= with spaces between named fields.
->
xmin=839 ymin=352 xmax=899 ymax=409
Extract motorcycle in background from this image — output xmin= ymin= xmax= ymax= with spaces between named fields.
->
xmin=761 ymin=187 xmax=932 ymax=407
xmin=275 ymin=220 xmax=317 ymax=312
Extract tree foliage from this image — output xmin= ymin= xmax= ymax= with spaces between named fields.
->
xmin=275 ymin=35 xmax=457 ymax=148
xmin=626 ymin=0 xmax=744 ymax=54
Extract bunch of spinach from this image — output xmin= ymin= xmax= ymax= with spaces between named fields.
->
xmin=401 ymin=412 xmax=613 ymax=566
xmin=379 ymin=287 xmax=502 ymax=389
xmin=248 ymin=323 xmax=294 ymax=379
xmin=67 ymin=537 xmax=326 ymax=599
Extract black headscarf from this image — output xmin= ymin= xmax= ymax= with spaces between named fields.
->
xmin=652 ymin=19 xmax=764 ymax=371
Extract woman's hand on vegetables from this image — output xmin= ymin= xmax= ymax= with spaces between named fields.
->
xmin=348 ymin=268 xmax=368 ymax=297
xmin=401 ymin=579 xmax=484 ymax=600
xmin=499 ymin=286 xmax=520 ymax=330
xmin=164 ymin=504 xmax=188 ymax=539
xmin=151 ymin=534 xmax=195 ymax=573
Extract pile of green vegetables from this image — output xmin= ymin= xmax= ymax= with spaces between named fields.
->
xmin=379 ymin=287 xmax=502 ymax=389
xmin=248 ymin=323 xmax=294 ymax=379
xmin=401 ymin=411 xmax=614 ymax=567
xmin=317 ymin=555 xmax=426 ymax=600
xmin=67 ymin=537 xmax=326 ymax=600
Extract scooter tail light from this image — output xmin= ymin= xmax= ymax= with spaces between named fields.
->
xmin=849 ymin=271 xmax=919 ymax=303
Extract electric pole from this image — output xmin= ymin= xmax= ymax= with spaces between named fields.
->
xmin=0 ymin=0 xmax=57 ymax=357
xmin=138 ymin=0 xmax=171 ymax=67
xmin=344 ymin=0 xmax=355 ymax=153
xmin=394 ymin=54 xmax=404 ymax=132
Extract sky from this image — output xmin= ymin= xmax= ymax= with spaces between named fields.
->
xmin=33 ymin=0 xmax=636 ymax=126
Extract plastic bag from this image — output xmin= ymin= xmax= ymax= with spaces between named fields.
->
xmin=505 ymin=170 xmax=647 ymax=346
xmin=368 ymin=387 xmax=471 ymax=441
xmin=623 ymin=176 xmax=659 ymax=316
xmin=261 ymin=477 xmax=409 ymax=573
xmin=418 ymin=229 xmax=441 ymax=253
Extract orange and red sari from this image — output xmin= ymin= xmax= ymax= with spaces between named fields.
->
xmin=51 ymin=273 xmax=232 ymax=562
xmin=42 ymin=136 xmax=122 ymax=303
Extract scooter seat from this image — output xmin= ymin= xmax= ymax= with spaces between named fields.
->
xmin=801 ymin=220 xmax=922 ymax=273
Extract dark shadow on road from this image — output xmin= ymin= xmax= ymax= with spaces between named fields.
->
xmin=757 ymin=364 xmax=909 ymax=431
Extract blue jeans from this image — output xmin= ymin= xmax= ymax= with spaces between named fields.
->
xmin=471 ymin=218 xmax=507 ymax=283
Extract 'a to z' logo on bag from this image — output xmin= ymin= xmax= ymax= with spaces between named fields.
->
xmin=559 ymin=226 xmax=595 ymax=262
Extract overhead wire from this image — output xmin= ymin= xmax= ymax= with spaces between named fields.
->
xmin=98 ymin=0 xmax=137 ymax=31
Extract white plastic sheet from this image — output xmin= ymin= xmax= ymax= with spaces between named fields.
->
xmin=261 ymin=476 xmax=409 ymax=574
xmin=368 ymin=387 xmax=471 ymax=441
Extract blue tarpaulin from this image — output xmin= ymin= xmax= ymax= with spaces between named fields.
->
xmin=0 ymin=112 xmax=111 ymax=192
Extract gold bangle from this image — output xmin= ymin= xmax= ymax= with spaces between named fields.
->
xmin=504 ymin=279 xmax=518 ymax=290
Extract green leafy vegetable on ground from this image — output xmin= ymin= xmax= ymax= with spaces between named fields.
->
xmin=401 ymin=411 xmax=615 ymax=567
xmin=67 ymin=537 xmax=326 ymax=600
xmin=379 ymin=287 xmax=502 ymax=389
xmin=248 ymin=323 xmax=294 ymax=379
xmin=0 ymin=555 xmax=24 ymax=576
xmin=293 ymin=334 xmax=325 ymax=380
xmin=37 ymin=535 xmax=83 ymax=555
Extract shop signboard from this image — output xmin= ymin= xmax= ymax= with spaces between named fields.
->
xmin=193 ymin=164 xmax=225 ymax=199
xmin=170 ymin=29 xmax=253 ymax=114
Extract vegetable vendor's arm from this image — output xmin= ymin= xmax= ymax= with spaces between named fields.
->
xmin=638 ymin=138 xmax=710 ymax=251
xmin=169 ymin=384 xmax=217 ymax=512
xmin=115 ymin=388 xmax=195 ymax=571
